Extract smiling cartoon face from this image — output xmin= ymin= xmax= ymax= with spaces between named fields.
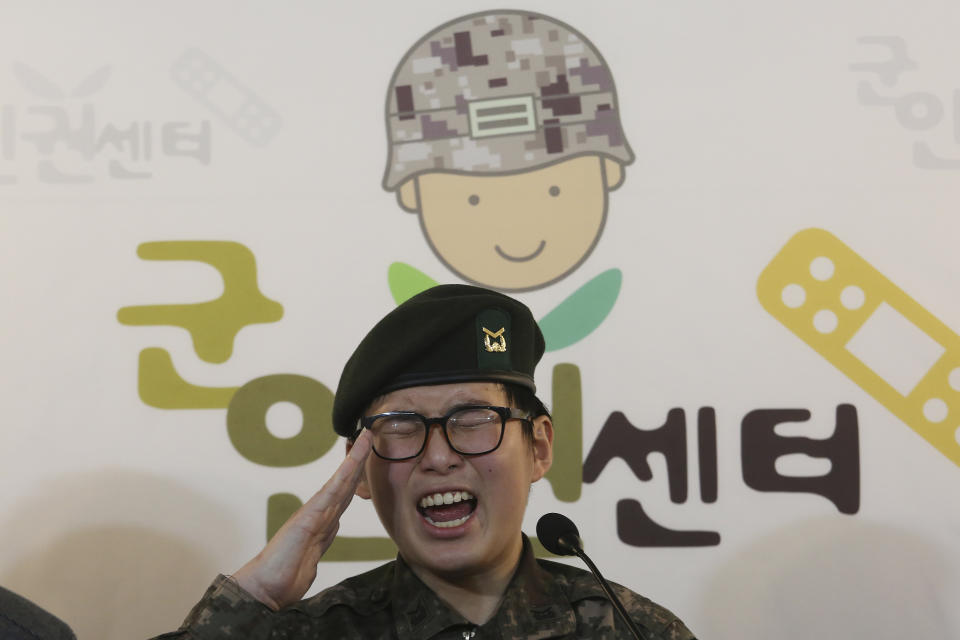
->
xmin=398 ymin=155 xmax=623 ymax=291
xmin=383 ymin=11 xmax=634 ymax=291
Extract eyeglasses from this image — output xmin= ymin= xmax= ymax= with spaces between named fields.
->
xmin=358 ymin=405 xmax=533 ymax=461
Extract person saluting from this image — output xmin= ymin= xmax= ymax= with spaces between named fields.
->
xmin=157 ymin=285 xmax=696 ymax=639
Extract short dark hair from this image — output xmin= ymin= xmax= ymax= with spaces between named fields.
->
xmin=500 ymin=382 xmax=549 ymax=443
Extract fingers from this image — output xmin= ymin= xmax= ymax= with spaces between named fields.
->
xmin=231 ymin=432 xmax=375 ymax=609
xmin=332 ymin=429 xmax=373 ymax=493
xmin=303 ymin=430 xmax=373 ymax=518
xmin=346 ymin=428 xmax=374 ymax=464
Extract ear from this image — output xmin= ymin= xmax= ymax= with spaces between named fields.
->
xmin=396 ymin=178 xmax=421 ymax=213
xmin=345 ymin=439 xmax=372 ymax=499
xmin=602 ymin=157 xmax=625 ymax=191
xmin=529 ymin=415 xmax=554 ymax=483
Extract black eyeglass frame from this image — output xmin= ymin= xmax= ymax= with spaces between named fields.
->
xmin=357 ymin=405 xmax=534 ymax=461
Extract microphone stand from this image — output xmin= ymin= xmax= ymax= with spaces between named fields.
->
xmin=562 ymin=535 xmax=651 ymax=640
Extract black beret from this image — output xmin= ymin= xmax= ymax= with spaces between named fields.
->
xmin=332 ymin=284 xmax=545 ymax=437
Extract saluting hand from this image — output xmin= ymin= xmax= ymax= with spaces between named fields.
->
xmin=231 ymin=429 xmax=373 ymax=611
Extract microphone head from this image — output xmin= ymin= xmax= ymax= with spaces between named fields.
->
xmin=536 ymin=512 xmax=583 ymax=556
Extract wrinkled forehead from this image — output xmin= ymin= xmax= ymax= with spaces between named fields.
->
xmin=364 ymin=381 xmax=508 ymax=415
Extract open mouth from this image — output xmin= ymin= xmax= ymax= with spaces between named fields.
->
xmin=417 ymin=490 xmax=477 ymax=529
xmin=495 ymin=240 xmax=546 ymax=263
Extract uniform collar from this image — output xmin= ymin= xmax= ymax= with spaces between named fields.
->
xmin=390 ymin=535 xmax=577 ymax=640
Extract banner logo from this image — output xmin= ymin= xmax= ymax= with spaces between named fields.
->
xmin=759 ymin=228 xmax=960 ymax=467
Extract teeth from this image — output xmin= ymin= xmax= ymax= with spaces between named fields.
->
xmin=418 ymin=490 xmax=474 ymax=509
xmin=424 ymin=512 xmax=473 ymax=528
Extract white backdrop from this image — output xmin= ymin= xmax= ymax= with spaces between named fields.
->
xmin=1 ymin=2 xmax=959 ymax=639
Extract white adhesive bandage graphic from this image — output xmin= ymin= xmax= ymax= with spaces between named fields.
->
xmin=171 ymin=49 xmax=282 ymax=147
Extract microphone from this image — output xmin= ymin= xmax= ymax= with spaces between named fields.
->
xmin=536 ymin=512 xmax=584 ymax=556
xmin=536 ymin=513 xmax=651 ymax=640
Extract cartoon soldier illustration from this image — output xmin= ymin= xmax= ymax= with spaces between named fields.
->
xmin=383 ymin=10 xmax=634 ymax=351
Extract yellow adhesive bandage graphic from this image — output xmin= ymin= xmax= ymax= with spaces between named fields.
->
xmin=118 ymin=241 xmax=283 ymax=363
xmin=758 ymin=228 xmax=960 ymax=468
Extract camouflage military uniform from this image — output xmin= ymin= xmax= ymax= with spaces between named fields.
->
xmin=155 ymin=536 xmax=695 ymax=640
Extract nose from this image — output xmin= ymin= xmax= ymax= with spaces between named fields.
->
xmin=419 ymin=422 xmax=462 ymax=472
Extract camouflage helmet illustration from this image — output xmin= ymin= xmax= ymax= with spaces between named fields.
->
xmin=382 ymin=10 xmax=634 ymax=191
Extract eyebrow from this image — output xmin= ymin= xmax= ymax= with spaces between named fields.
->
xmin=375 ymin=399 xmax=499 ymax=415
xmin=441 ymin=399 xmax=496 ymax=412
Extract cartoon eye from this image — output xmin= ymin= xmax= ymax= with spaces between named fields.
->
xmin=548 ymin=186 xmax=560 ymax=197
xmin=468 ymin=195 xmax=480 ymax=205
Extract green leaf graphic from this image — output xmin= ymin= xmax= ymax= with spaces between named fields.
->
xmin=388 ymin=262 xmax=438 ymax=305
xmin=539 ymin=269 xmax=622 ymax=351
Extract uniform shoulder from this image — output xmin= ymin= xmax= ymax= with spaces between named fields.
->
xmin=295 ymin=561 xmax=396 ymax=618
xmin=0 ymin=586 xmax=76 ymax=640
xmin=535 ymin=559 xmax=696 ymax=640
